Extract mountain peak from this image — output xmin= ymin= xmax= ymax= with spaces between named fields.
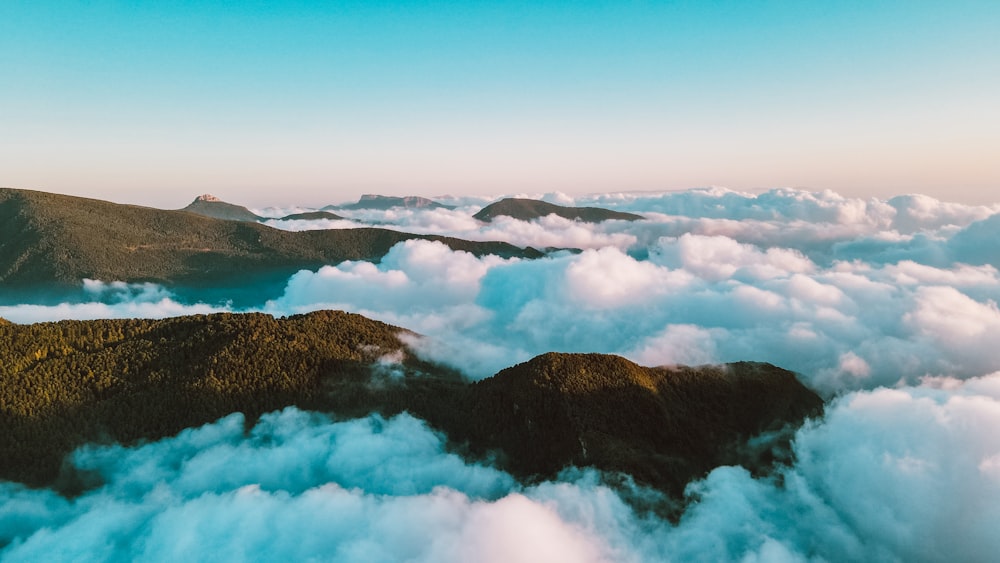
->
xmin=473 ymin=198 xmax=644 ymax=223
xmin=182 ymin=194 xmax=262 ymax=222
xmin=328 ymin=194 xmax=454 ymax=211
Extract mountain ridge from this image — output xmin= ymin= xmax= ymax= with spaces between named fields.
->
xmin=0 ymin=311 xmax=822 ymax=496
xmin=327 ymin=194 xmax=454 ymax=211
xmin=474 ymin=198 xmax=644 ymax=223
xmin=0 ymin=188 xmax=541 ymax=288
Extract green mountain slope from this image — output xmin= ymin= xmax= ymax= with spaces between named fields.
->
xmin=180 ymin=194 xmax=264 ymax=222
xmin=0 ymin=312 xmax=822 ymax=495
xmin=0 ymin=188 xmax=541 ymax=288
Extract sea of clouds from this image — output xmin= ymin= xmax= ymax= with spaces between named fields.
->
xmin=3 ymin=187 xmax=1000 ymax=561
xmin=3 ymin=375 xmax=1000 ymax=562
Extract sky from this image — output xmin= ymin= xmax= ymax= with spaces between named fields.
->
xmin=1 ymin=1 xmax=998 ymax=208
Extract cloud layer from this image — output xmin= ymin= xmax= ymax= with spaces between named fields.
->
xmin=6 ymin=188 xmax=1000 ymax=394
xmin=4 ymin=187 xmax=1000 ymax=560
xmin=4 ymin=372 xmax=1000 ymax=562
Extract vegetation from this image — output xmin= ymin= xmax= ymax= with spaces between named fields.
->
xmin=181 ymin=194 xmax=264 ymax=222
xmin=439 ymin=353 xmax=823 ymax=495
xmin=473 ymin=198 xmax=645 ymax=223
xmin=0 ymin=312 xmax=822 ymax=496
xmin=0 ymin=188 xmax=543 ymax=288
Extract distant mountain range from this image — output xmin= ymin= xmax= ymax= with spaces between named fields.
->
xmin=0 ymin=188 xmax=542 ymax=288
xmin=326 ymin=194 xmax=455 ymax=211
xmin=179 ymin=192 xmax=644 ymax=225
xmin=474 ymin=198 xmax=644 ymax=223
xmin=182 ymin=195 xmax=347 ymax=222
xmin=0 ymin=310 xmax=822 ymax=495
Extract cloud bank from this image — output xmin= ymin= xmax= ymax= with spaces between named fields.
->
xmin=263 ymin=234 xmax=1000 ymax=392
xmin=4 ymin=372 xmax=1000 ymax=562
xmin=4 ymin=187 xmax=1000 ymax=561
xmin=6 ymin=188 xmax=1000 ymax=394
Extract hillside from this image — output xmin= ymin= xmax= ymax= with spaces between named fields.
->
xmin=0 ymin=312 xmax=822 ymax=494
xmin=0 ymin=188 xmax=541 ymax=288
xmin=181 ymin=194 xmax=263 ymax=222
xmin=328 ymin=194 xmax=454 ymax=211
xmin=275 ymin=211 xmax=345 ymax=221
xmin=473 ymin=198 xmax=644 ymax=223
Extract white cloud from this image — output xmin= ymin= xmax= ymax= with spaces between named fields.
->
xmin=6 ymin=373 xmax=1000 ymax=561
xmin=0 ymin=279 xmax=225 ymax=324
xmin=0 ymin=409 xmax=613 ymax=563
xmin=6 ymin=186 xmax=1000 ymax=561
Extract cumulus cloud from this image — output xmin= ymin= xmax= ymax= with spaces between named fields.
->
xmin=255 ymin=188 xmax=999 ymax=273
xmin=5 ymin=187 xmax=999 ymax=388
xmin=6 ymin=372 xmax=1000 ymax=562
xmin=0 ymin=409 xmax=612 ymax=562
xmin=665 ymin=372 xmax=1000 ymax=562
xmin=6 ymin=186 xmax=1000 ymax=561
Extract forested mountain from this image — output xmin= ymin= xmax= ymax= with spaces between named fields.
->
xmin=180 ymin=194 xmax=264 ymax=222
xmin=473 ymin=198 xmax=644 ymax=223
xmin=0 ymin=188 xmax=542 ymax=288
xmin=0 ymin=311 xmax=822 ymax=495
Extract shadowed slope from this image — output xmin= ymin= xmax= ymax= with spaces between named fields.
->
xmin=0 ymin=311 xmax=428 ymax=486
xmin=436 ymin=353 xmax=823 ymax=494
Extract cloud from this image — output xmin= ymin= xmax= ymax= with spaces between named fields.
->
xmin=0 ymin=409 xmax=616 ymax=562
xmin=4 ymin=188 xmax=1000 ymax=391
xmin=258 ymin=236 xmax=994 ymax=391
xmin=6 ymin=185 xmax=1000 ymax=561
xmin=0 ymin=280 xmax=226 ymax=324
xmin=6 ymin=372 xmax=1000 ymax=561
xmin=8 ymin=208 xmax=1000 ymax=392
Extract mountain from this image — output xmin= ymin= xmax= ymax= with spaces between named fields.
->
xmin=275 ymin=211 xmax=345 ymax=221
xmin=0 ymin=311 xmax=822 ymax=495
xmin=181 ymin=194 xmax=264 ymax=222
xmin=0 ymin=188 xmax=542 ymax=288
xmin=473 ymin=198 xmax=644 ymax=223
xmin=182 ymin=195 xmax=347 ymax=222
xmin=439 ymin=353 xmax=822 ymax=495
xmin=0 ymin=310 xmax=423 ymax=486
xmin=327 ymin=194 xmax=454 ymax=211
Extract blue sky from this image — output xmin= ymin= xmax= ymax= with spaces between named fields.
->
xmin=2 ymin=1 xmax=998 ymax=207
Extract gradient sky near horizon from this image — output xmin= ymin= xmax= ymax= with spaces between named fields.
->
xmin=2 ymin=1 xmax=998 ymax=208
